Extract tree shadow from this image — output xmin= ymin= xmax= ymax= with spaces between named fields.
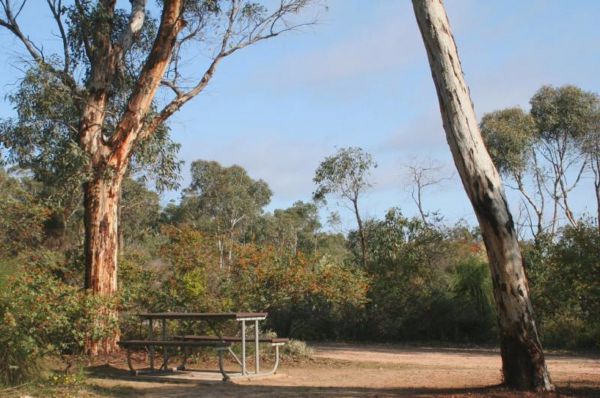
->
xmin=312 ymin=342 xmax=501 ymax=357
xmin=85 ymin=365 xmax=599 ymax=397
xmin=97 ymin=382 xmax=600 ymax=397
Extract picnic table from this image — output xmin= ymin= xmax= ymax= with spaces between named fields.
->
xmin=117 ymin=312 xmax=288 ymax=380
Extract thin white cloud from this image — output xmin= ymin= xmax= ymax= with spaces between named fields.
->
xmin=253 ymin=2 xmax=421 ymax=90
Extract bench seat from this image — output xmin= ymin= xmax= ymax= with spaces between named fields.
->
xmin=118 ymin=339 xmax=232 ymax=376
xmin=174 ymin=335 xmax=289 ymax=344
xmin=118 ymin=339 xmax=231 ymax=348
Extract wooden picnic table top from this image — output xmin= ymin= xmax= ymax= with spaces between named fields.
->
xmin=137 ymin=312 xmax=268 ymax=321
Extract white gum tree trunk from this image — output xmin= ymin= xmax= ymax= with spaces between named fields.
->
xmin=412 ymin=0 xmax=553 ymax=391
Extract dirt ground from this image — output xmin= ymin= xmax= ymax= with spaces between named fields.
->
xmin=88 ymin=343 xmax=600 ymax=397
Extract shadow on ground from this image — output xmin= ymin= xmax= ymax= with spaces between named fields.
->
xmin=92 ymin=382 xmax=600 ymax=398
xmin=86 ymin=365 xmax=599 ymax=397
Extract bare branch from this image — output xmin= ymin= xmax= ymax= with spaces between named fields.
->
xmin=46 ymin=0 xmax=70 ymax=74
xmin=0 ymin=0 xmax=79 ymax=94
xmin=0 ymin=0 xmax=45 ymax=64
xmin=160 ymin=78 xmax=183 ymax=97
xmin=404 ymin=159 xmax=452 ymax=225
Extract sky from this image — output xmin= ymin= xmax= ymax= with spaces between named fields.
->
xmin=1 ymin=0 xmax=599 ymax=233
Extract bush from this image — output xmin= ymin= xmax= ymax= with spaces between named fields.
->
xmin=449 ymin=256 xmax=496 ymax=342
xmin=526 ymin=222 xmax=600 ymax=349
xmin=227 ymin=244 xmax=368 ymax=339
xmin=280 ymin=339 xmax=314 ymax=361
xmin=0 ymin=268 xmax=113 ymax=386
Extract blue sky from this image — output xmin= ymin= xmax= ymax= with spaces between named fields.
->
xmin=1 ymin=0 xmax=599 ymax=233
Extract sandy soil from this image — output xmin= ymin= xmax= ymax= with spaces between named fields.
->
xmin=88 ymin=343 xmax=600 ymax=397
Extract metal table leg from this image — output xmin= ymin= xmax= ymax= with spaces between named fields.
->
xmin=161 ymin=318 xmax=168 ymax=370
xmin=255 ymin=319 xmax=260 ymax=374
xmin=241 ymin=320 xmax=246 ymax=375
xmin=148 ymin=319 xmax=155 ymax=370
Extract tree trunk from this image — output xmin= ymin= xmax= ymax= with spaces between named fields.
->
xmin=591 ymin=159 xmax=600 ymax=231
xmin=353 ymin=199 xmax=367 ymax=266
xmin=83 ymin=170 xmax=124 ymax=355
xmin=412 ymin=0 xmax=553 ymax=391
xmin=217 ymin=238 xmax=225 ymax=270
xmin=596 ymin=177 xmax=600 ymax=231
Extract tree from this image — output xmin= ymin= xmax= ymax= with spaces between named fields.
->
xmin=258 ymin=201 xmax=321 ymax=256
xmin=0 ymin=0 xmax=315 ymax=354
xmin=481 ymin=87 xmax=600 ymax=236
xmin=179 ymin=160 xmax=272 ymax=269
xmin=0 ymin=169 xmax=49 ymax=256
xmin=412 ymin=0 xmax=553 ymax=391
xmin=119 ymin=178 xmax=161 ymax=250
xmin=313 ymin=147 xmax=376 ymax=266
xmin=530 ymin=86 xmax=596 ymax=229
xmin=404 ymin=158 xmax=451 ymax=225
xmin=480 ymin=108 xmax=547 ymax=238
xmin=583 ymin=110 xmax=600 ymax=229
xmin=0 ymin=67 xmax=180 ymax=250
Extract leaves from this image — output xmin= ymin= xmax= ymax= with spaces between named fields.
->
xmin=313 ymin=147 xmax=376 ymax=204
xmin=480 ymin=108 xmax=536 ymax=177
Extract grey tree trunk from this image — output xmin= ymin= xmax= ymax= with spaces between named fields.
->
xmin=353 ymin=198 xmax=367 ymax=266
xmin=412 ymin=0 xmax=553 ymax=391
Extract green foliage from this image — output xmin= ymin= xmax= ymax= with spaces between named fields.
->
xmin=0 ymin=67 xmax=88 ymax=208
xmin=120 ymin=178 xmax=162 ymax=247
xmin=253 ymin=201 xmax=321 ymax=255
xmin=0 ymin=170 xmax=49 ymax=255
xmin=176 ymin=160 xmax=271 ymax=238
xmin=227 ymin=243 xmax=368 ymax=339
xmin=152 ymin=226 xmax=225 ymax=313
xmin=527 ymin=222 xmax=600 ymax=349
xmin=480 ymin=108 xmax=536 ymax=177
xmin=358 ymin=210 xmax=495 ymax=342
xmin=0 ymin=267 xmax=115 ymax=386
xmin=115 ymin=224 xmax=368 ymax=341
xmin=2 ymin=150 xmax=599 ymax=380
xmin=118 ymin=247 xmax=158 ymax=312
xmin=0 ymin=63 xmax=181 ymax=203
xmin=450 ymin=256 xmax=496 ymax=340
xmin=480 ymin=85 xmax=600 ymax=236
xmin=280 ymin=339 xmax=314 ymax=360
xmin=313 ymin=146 xmax=376 ymax=204
xmin=530 ymin=85 xmax=598 ymax=143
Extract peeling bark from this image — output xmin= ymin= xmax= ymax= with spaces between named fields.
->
xmin=412 ymin=0 xmax=553 ymax=391
xmin=79 ymin=0 xmax=185 ymax=354
xmin=83 ymin=169 xmax=124 ymax=355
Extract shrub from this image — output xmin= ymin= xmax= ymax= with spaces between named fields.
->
xmin=0 ymin=269 xmax=112 ymax=386
xmin=527 ymin=222 xmax=600 ymax=349
xmin=280 ymin=339 xmax=314 ymax=361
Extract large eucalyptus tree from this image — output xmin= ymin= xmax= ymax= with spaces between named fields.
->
xmin=412 ymin=0 xmax=553 ymax=391
xmin=0 ymin=0 xmax=316 ymax=354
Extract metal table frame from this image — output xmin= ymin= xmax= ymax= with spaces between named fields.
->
xmin=137 ymin=312 xmax=270 ymax=378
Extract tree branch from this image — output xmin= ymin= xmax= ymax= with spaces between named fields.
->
xmin=118 ymin=0 xmax=146 ymax=52
xmin=109 ymin=0 xmax=185 ymax=167
xmin=0 ymin=0 xmax=79 ymax=94
xmin=46 ymin=0 xmax=70 ymax=74
xmin=0 ymin=0 xmax=45 ymax=64
xmin=142 ymin=0 xmax=317 ymax=141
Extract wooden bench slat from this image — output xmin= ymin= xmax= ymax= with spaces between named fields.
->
xmin=174 ymin=335 xmax=289 ymax=344
xmin=118 ymin=339 xmax=231 ymax=347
